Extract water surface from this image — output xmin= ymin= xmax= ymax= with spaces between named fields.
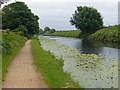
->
xmin=45 ymin=36 xmax=119 ymax=58
xmin=39 ymin=36 xmax=119 ymax=88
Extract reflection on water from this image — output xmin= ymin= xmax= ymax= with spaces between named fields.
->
xmin=45 ymin=36 xmax=119 ymax=58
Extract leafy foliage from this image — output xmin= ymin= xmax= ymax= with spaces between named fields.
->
xmin=43 ymin=27 xmax=56 ymax=35
xmin=44 ymin=26 xmax=51 ymax=33
xmin=12 ymin=25 xmax=28 ymax=37
xmin=2 ymin=2 xmax=39 ymax=36
xmin=49 ymin=29 xmax=56 ymax=33
xmin=70 ymin=6 xmax=103 ymax=34
xmin=89 ymin=25 xmax=120 ymax=43
xmin=39 ymin=29 xmax=44 ymax=35
xmin=2 ymin=32 xmax=27 ymax=54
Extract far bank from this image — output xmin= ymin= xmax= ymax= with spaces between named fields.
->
xmin=43 ymin=25 xmax=120 ymax=44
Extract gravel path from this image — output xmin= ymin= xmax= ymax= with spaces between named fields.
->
xmin=2 ymin=40 xmax=48 ymax=88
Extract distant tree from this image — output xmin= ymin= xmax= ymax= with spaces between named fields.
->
xmin=44 ymin=26 xmax=50 ymax=33
xmin=70 ymin=6 xmax=103 ymax=34
xmin=39 ymin=29 xmax=44 ymax=34
xmin=49 ymin=29 xmax=56 ymax=33
xmin=2 ymin=2 xmax=39 ymax=36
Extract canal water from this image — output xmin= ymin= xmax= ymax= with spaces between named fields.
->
xmin=45 ymin=36 xmax=119 ymax=59
xmin=40 ymin=36 xmax=119 ymax=88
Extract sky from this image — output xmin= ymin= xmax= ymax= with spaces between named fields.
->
xmin=118 ymin=1 xmax=120 ymax=24
xmin=1 ymin=0 xmax=119 ymax=30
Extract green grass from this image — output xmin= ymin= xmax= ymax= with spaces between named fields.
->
xmin=44 ymin=30 xmax=82 ymax=38
xmin=31 ymin=38 xmax=82 ymax=88
xmin=89 ymin=25 xmax=120 ymax=43
xmin=2 ymin=32 xmax=27 ymax=80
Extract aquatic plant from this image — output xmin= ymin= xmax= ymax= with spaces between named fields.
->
xmin=38 ymin=36 xmax=118 ymax=88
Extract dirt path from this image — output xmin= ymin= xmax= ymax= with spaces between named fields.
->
xmin=2 ymin=40 xmax=48 ymax=88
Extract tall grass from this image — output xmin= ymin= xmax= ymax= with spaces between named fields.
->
xmin=31 ymin=38 xmax=81 ymax=88
xmin=89 ymin=25 xmax=120 ymax=43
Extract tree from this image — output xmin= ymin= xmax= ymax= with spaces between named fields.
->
xmin=39 ymin=29 xmax=44 ymax=34
xmin=49 ymin=29 xmax=56 ymax=33
xmin=44 ymin=26 xmax=50 ymax=33
xmin=70 ymin=6 xmax=103 ymax=34
xmin=2 ymin=2 xmax=39 ymax=36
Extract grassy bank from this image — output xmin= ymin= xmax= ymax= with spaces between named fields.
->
xmin=44 ymin=25 xmax=119 ymax=44
xmin=89 ymin=25 xmax=120 ymax=43
xmin=31 ymin=38 xmax=81 ymax=88
xmin=44 ymin=30 xmax=81 ymax=38
xmin=2 ymin=32 xmax=27 ymax=80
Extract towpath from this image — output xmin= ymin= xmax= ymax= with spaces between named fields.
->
xmin=2 ymin=40 xmax=48 ymax=88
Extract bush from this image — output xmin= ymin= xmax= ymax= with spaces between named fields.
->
xmin=2 ymin=32 xmax=27 ymax=55
xmin=12 ymin=25 xmax=28 ymax=37
xmin=89 ymin=25 xmax=120 ymax=43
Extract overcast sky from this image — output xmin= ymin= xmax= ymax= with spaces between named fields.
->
xmin=1 ymin=0 xmax=119 ymax=30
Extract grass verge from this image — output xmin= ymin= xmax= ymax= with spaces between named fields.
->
xmin=31 ymin=38 xmax=82 ymax=88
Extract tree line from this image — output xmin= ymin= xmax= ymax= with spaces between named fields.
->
xmin=39 ymin=26 xmax=56 ymax=35
xmin=1 ymin=1 xmax=103 ymax=37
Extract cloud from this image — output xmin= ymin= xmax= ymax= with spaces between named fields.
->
xmin=118 ymin=1 xmax=120 ymax=24
xmin=1 ymin=0 xmax=119 ymax=30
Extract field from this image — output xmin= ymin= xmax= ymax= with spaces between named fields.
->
xmin=89 ymin=25 xmax=120 ymax=43
xmin=44 ymin=30 xmax=82 ymax=38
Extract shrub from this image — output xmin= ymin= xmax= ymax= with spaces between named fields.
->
xmin=2 ymin=32 xmax=27 ymax=54
xmin=12 ymin=25 xmax=28 ymax=37
xmin=89 ymin=25 xmax=120 ymax=43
